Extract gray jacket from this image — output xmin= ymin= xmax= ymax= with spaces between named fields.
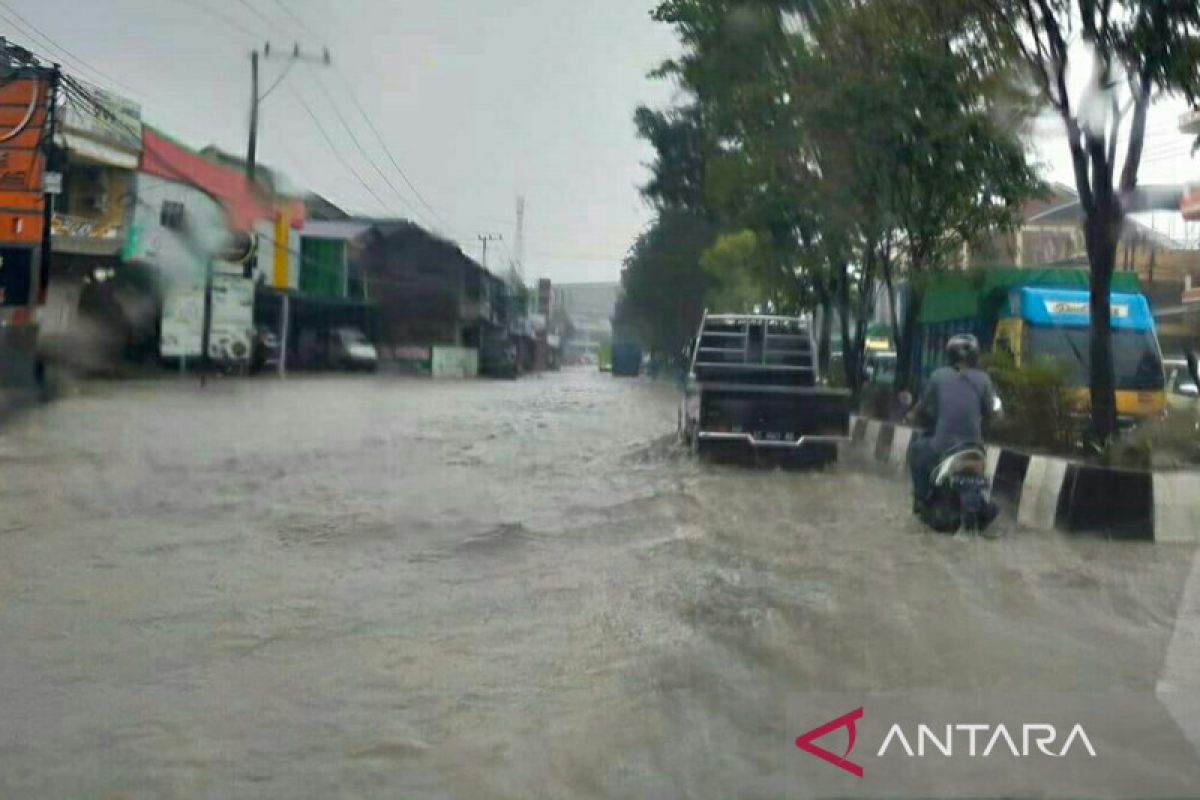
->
xmin=914 ymin=366 xmax=996 ymax=453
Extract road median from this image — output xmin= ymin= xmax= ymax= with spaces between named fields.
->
xmin=847 ymin=415 xmax=1200 ymax=542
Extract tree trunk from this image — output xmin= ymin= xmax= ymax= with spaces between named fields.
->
xmin=881 ymin=252 xmax=900 ymax=349
xmin=1084 ymin=212 xmax=1119 ymax=442
xmin=814 ymin=280 xmax=833 ymax=378
xmin=851 ymin=273 xmax=872 ymax=401
xmin=836 ymin=261 xmax=861 ymax=398
xmin=894 ymin=283 xmax=922 ymax=393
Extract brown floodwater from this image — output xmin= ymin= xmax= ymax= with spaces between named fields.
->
xmin=0 ymin=369 xmax=1197 ymax=798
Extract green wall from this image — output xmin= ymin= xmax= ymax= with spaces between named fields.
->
xmin=300 ymin=237 xmax=346 ymax=299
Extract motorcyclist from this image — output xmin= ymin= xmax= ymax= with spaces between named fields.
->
xmin=906 ymin=334 xmax=996 ymax=512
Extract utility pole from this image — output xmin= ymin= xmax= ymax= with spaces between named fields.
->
xmin=514 ymin=195 xmax=525 ymax=281
xmin=246 ymin=50 xmax=259 ymax=182
xmin=478 ymin=233 xmax=502 ymax=270
xmin=240 ymin=42 xmax=331 ymax=379
xmin=39 ymin=63 xmax=61 ymax=307
xmin=199 ymin=255 xmax=214 ymax=387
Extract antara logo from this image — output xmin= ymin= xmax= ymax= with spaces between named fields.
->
xmin=796 ymin=709 xmax=1097 ymax=777
xmin=794 ymin=707 xmax=864 ymax=777
xmin=877 ymin=723 xmax=1097 ymax=759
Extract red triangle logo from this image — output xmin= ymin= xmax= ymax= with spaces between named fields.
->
xmin=795 ymin=707 xmax=864 ymax=777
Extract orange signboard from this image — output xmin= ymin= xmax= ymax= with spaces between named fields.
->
xmin=0 ymin=75 xmax=50 ymax=244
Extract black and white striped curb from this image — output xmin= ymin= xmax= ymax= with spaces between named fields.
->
xmin=848 ymin=415 xmax=1200 ymax=542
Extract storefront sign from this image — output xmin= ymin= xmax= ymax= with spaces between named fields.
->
xmin=160 ymin=274 xmax=255 ymax=361
xmin=1044 ymin=299 xmax=1129 ymax=318
xmin=0 ymin=74 xmax=51 ymax=246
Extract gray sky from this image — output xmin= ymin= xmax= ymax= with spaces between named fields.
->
xmin=4 ymin=1 xmax=1199 ymax=279
xmin=4 ymin=0 xmax=677 ymax=283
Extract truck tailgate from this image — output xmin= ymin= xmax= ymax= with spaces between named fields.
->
xmin=699 ymin=383 xmax=850 ymax=446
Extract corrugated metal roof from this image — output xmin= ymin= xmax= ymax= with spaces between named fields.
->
xmin=301 ymin=220 xmax=377 ymax=241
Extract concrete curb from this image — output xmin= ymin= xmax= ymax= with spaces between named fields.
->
xmin=847 ymin=415 xmax=1199 ymax=542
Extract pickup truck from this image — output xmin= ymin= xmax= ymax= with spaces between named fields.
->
xmin=679 ymin=313 xmax=851 ymax=464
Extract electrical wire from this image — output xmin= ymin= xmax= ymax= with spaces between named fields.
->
xmin=234 ymin=0 xmax=278 ymax=33
xmin=286 ymin=83 xmax=394 ymax=217
xmin=305 ymin=67 xmax=432 ymax=228
xmin=271 ymin=0 xmax=324 ymax=46
xmin=171 ymin=0 xmax=268 ymax=42
xmin=0 ymin=1 xmax=146 ymax=101
xmin=269 ymin=0 xmax=448 ymax=230
xmin=22 ymin=10 xmax=599 ymax=273
xmin=257 ymin=57 xmax=296 ymax=102
xmin=60 ymin=74 xmax=419 ymax=282
xmin=56 ymin=46 xmax=381 ymax=225
xmin=146 ymin=0 xmax=414 ymax=224
xmin=329 ymin=65 xmax=447 ymax=228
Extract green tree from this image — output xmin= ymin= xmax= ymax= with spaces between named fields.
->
xmin=979 ymin=0 xmax=1200 ymax=441
xmin=700 ymin=229 xmax=776 ymax=312
xmin=637 ymin=0 xmax=1042 ymax=397
xmin=614 ymin=209 xmax=716 ymax=365
xmin=798 ymin=0 xmax=1042 ymax=392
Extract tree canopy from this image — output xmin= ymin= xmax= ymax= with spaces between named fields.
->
xmin=978 ymin=0 xmax=1200 ymax=439
xmin=620 ymin=0 xmax=1044 ymax=392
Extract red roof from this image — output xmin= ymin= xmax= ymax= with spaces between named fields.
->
xmin=1182 ymin=187 xmax=1200 ymax=221
xmin=140 ymin=128 xmax=275 ymax=232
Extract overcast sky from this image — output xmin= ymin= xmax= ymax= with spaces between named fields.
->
xmin=4 ymin=0 xmax=677 ymax=284
xmin=4 ymin=1 xmax=1199 ymax=282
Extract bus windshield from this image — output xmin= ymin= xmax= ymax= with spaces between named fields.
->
xmin=1024 ymin=325 xmax=1164 ymax=391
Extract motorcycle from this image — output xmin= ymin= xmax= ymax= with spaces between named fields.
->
xmin=918 ymin=444 xmax=999 ymax=535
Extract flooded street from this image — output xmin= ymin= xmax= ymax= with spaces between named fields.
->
xmin=2 ymin=369 xmax=1199 ymax=798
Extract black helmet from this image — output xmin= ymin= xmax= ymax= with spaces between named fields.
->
xmin=946 ymin=333 xmax=980 ymax=368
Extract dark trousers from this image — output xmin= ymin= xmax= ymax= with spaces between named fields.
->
xmin=907 ymin=434 xmax=939 ymax=502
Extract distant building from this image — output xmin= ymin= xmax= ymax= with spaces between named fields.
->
xmin=304 ymin=192 xmax=351 ymax=221
xmin=352 ymin=221 xmax=509 ymax=353
xmin=555 ymin=281 xmax=619 ymax=362
xmin=966 ymin=182 xmax=1190 ymax=273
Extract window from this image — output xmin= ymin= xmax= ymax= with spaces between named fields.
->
xmin=160 ymin=200 xmax=185 ymax=229
xmin=1024 ymin=325 xmax=1164 ymax=391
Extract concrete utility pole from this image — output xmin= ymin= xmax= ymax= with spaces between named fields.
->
xmin=246 ymin=50 xmax=259 ymax=182
xmin=477 ymin=233 xmax=502 ymax=270
xmin=514 ymin=195 xmax=525 ymax=281
xmin=242 ymin=42 xmax=331 ymax=378
xmin=39 ymin=62 xmax=60 ymax=307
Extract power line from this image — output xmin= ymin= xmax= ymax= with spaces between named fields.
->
xmin=329 ymin=66 xmax=447 ymax=228
xmin=0 ymin=1 xmax=146 ymax=100
xmin=146 ymin=0 xmax=414 ymax=226
xmin=286 ymin=83 xmax=394 ymax=217
xmin=269 ymin=0 xmax=447 ymax=229
xmin=234 ymin=0 xmax=278 ymax=32
xmin=306 ymin=66 xmax=433 ymax=228
xmin=62 ymin=75 xmax=408 ymax=280
xmin=173 ymin=0 xmax=269 ymax=42
xmin=271 ymin=0 xmax=324 ymax=45
xmin=186 ymin=0 xmax=452 ymax=235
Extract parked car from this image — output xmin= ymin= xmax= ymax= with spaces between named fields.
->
xmin=1165 ymin=357 xmax=1199 ymax=411
xmin=331 ymin=327 xmax=378 ymax=372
